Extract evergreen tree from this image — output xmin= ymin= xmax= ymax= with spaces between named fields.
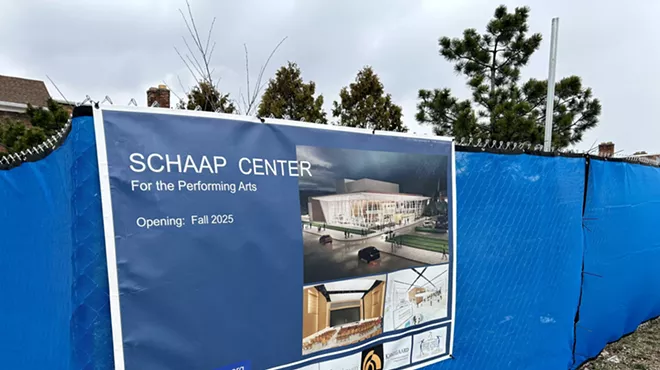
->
xmin=416 ymin=5 xmax=601 ymax=148
xmin=0 ymin=99 xmax=69 ymax=156
xmin=258 ymin=62 xmax=327 ymax=123
xmin=0 ymin=121 xmax=47 ymax=154
xmin=332 ymin=66 xmax=407 ymax=132
xmin=26 ymin=99 xmax=70 ymax=134
xmin=178 ymin=82 xmax=237 ymax=113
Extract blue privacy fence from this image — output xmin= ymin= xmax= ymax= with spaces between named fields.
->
xmin=574 ymin=159 xmax=660 ymax=365
xmin=1 ymin=111 xmax=659 ymax=369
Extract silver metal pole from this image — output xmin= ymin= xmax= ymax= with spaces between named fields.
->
xmin=543 ymin=17 xmax=559 ymax=152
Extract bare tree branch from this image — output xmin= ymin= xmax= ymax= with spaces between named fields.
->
xmin=174 ymin=1 xmax=287 ymax=115
xmin=204 ymin=17 xmax=216 ymax=56
xmin=240 ymin=36 xmax=288 ymax=115
xmin=161 ymin=80 xmax=184 ymax=103
xmin=177 ymin=75 xmax=190 ymax=97
xmin=174 ymin=46 xmax=201 ymax=83
xmin=182 ymin=36 xmax=206 ymax=78
xmin=184 ymin=0 xmax=213 ymax=84
xmin=244 ymin=44 xmax=251 ymax=107
xmin=207 ymin=41 xmax=217 ymax=64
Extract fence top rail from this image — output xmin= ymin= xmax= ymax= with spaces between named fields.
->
xmin=1 ymin=97 xmax=657 ymax=169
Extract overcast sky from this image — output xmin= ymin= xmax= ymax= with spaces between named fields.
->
xmin=296 ymin=145 xmax=447 ymax=194
xmin=1 ymin=0 xmax=658 ymax=154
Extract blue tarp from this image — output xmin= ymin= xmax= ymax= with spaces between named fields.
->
xmin=0 ymin=129 xmax=73 ymax=369
xmin=574 ymin=159 xmax=660 ymax=366
xmin=68 ymin=116 xmax=114 ymax=370
xmin=1 ymin=114 xmax=659 ymax=369
xmin=432 ymin=152 xmax=584 ymax=369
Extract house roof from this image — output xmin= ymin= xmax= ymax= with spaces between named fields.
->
xmin=0 ymin=75 xmax=51 ymax=107
xmin=630 ymin=153 xmax=660 ymax=158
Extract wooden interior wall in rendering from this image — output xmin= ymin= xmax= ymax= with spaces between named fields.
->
xmin=318 ymin=294 xmax=329 ymax=331
xmin=408 ymin=287 xmax=425 ymax=305
xmin=363 ymin=283 xmax=386 ymax=319
xmin=303 ymin=287 xmax=331 ymax=339
xmin=363 ymin=292 xmax=372 ymax=319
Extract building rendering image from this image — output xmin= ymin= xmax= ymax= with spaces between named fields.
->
xmin=302 ymin=276 xmax=386 ymax=356
xmin=308 ymin=178 xmax=431 ymax=230
xmin=297 ymin=145 xmax=451 ymax=284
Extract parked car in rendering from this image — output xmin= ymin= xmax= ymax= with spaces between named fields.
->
xmin=358 ymin=246 xmax=381 ymax=263
xmin=319 ymin=235 xmax=333 ymax=245
xmin=423 ymin=220 xmax=434 ymax=228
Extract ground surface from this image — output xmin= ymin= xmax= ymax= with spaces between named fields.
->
xmin=302 ymin=231 xmax=423 ymax=284
xmin=579 ymin=317 xmax=660 ymax=370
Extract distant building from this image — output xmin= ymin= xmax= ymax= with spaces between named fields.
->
xmin=308 ymin=178 xmax=430 ymax=228
xmin=599 ymin=142 xmax=660 ymax=165
xmin=0 ymin=74 xmax=51 ymax=123
xmin=147 ymin=84 xmax=171 ymax=108
xmin=598 ymin=142 xmax=615 ymax=158
xmin=628 ymin=152 xmax=660 ymax=165
xmin=0 ymin=74 xmax=76 ymax=124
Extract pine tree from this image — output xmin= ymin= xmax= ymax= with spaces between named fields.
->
xmin=0 ymin=99 xmax=69 ymax=155
xmin=332 ymin=66 xmax=407 ymax=132
xmin=26 ymin=99 xmax=69 ymax=134
xmin=416 ymin=5 xmax=601 ymax=148
xmin=258 ymin=62 xmax=327 ymax=123
xmin=0 ymin=121 xmax=46 ymax=154
xmin=178 ymin=82 xmax=237 ymax=113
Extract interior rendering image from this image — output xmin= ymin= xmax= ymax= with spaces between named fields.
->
xmin=302 ymin=276 xmax=386 ymax=355
xmin=384 ymin=265 xmax=449 ymax=332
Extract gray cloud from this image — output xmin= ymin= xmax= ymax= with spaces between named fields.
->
xmin=1 ymin=0 xmax=658 ymax=153
xmin=295 ymin=145 xmax=448 ymax=195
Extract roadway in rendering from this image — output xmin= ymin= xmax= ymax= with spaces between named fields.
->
xmin=303 ymin=231 xmax=424 ymax=284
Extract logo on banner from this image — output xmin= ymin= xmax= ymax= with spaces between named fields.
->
xmin=419 ymin=332 xmax=443 ymax=356
xmin=361 ymin=345 xmax=383 ymax=370
xmin=385 ymin=347 xmax=410 ymax=361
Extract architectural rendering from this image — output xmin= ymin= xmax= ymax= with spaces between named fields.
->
xmin=297 ymin=145 xmax=451 ymax=284
xmin=384 ymin=265 xmax=449 ymax=332
xmin=302 ymin=276 xmax=386 ymax=356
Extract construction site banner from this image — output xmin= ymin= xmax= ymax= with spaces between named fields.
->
xmin=93 ymin=106 xmax=456 ymax=370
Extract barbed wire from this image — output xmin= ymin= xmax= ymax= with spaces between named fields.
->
xmin=454 ymin=137 xmax=591 ymax=155
xmin=1 ymin=95 xmax=111 ymax=170
xmin=456 ymin=137 xmax=545 ymax=152
xmin=2 ymin=95 xmax=659 ymax=169
xmin=0 ymin=120 xmax=72 ymax=169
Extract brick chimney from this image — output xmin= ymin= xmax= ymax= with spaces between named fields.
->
xmin=598 ymin=142 xmax=615 ymax=157
xmin=147 ymin=84 xmax=170 ymax=108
